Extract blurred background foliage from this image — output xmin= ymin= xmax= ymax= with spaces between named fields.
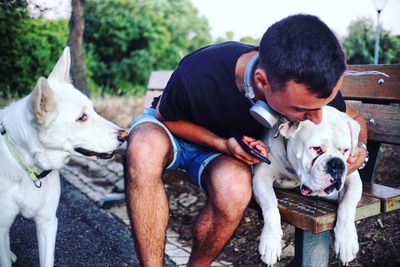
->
xmin=0 ymin=0 xmax=68 ymax=98
xmin=1 ymin=0 xmax=399 ymax=99
xmin=84 ymin=0 xmax=211 ymax=95
xmin=343 ymin=17 xmax=400 ymax=65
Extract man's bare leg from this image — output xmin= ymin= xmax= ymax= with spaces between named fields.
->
xmin=188 ymin=155 xmax=252 ymax=266
xmin=126 ymin=123 xmax=173 ymax=267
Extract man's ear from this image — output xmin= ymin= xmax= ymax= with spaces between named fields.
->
xmin=30 ymin=77 xmax=57 ymax=125
xmin=278 ymin=120 xmax=299 ymax=138
xmin=48 ymin=47 xmax=71 ymax=83
xmin=347 ymin=117 xmax=361 ymax=156
xmin=254 ymin=68 xmax=270 ymax=92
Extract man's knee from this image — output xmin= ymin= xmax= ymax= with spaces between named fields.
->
xmin=204 ymin=157 xmax=252 ymax=218
xmin=129 ymin=122 xmax=170 ymax=150
xmin=126 ymin=122 xmax=173 ymax=186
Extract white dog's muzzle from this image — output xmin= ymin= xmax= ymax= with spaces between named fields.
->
xmin=301 ymin=154 xmax=347 ymax=196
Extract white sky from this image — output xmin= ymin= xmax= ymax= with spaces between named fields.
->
xmin=33 ymin=0 xmax=399 ymax=40
xmin=191 ymin=0 xmax=400 ymax=40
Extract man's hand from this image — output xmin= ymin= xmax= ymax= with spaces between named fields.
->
xmin=226 ymin=135 xmax=269 ymax=165
xmin=346 ymin=146 xmax=367 ymax=174
xmin=346 ymin=104 xmax=368 ymax=174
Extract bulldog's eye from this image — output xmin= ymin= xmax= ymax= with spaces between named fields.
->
xmin=76 ymin=113 xmax=88 ymax=122
xmin=310 ymin=146 xmax=323 ymax=154
xmin=338 ymin=148 xmax=350 ymax=154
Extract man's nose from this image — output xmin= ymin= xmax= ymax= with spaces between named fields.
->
xmin=306 ymin=109 xmax=323 ymax=125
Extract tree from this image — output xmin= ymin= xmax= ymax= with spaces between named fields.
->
xmin=343 ymin=18 xmax=400 ymax=64
xmin=0 ymin=0 xmax=29 ymax=97
xmin=240 ymin=36 xmax=260 ymax=45
xmin=215 ymin=31 xmax=235 ymax=44
xmin=84 ymin=0 xmax=211 ymax=95
xmin=148 ymin=0 xmax=211 ymax=69
xmin=0 ymin=0 xmax=68 ymax=97
xmin=68 ymin=0 xmax=88 ymax=95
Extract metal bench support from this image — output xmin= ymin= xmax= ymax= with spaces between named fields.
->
xmin=294 ymin=228 xmax=329 ymax=267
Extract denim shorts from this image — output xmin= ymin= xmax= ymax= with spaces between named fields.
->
xmin=129 ymin=108 xmax=221 ymax=191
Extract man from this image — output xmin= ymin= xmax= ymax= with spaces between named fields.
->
xmin=126 ymin=14 xmax=368 ymax=266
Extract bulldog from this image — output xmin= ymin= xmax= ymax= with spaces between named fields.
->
xmin=253 ymin=106 xmax=362 ymax=266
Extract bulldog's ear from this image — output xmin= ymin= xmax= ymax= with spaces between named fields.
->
xmin=48 ymin=47 xmax=71 ymax=83
xmin=347 ymin=117 xmax=361 ymax=156
xmin=30 ymin=77 xmax=57 ymax=125
xmin=278 ymin=120 xmax=299 ymax=138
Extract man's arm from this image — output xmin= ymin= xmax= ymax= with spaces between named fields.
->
xmin=346 ymin=103 xmax=368 ymax=174
xmin=155 ymin=100 xmax=268 ymax=165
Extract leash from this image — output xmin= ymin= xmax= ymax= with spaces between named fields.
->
xmin=0 ymin=122 xmax=51 ymax=188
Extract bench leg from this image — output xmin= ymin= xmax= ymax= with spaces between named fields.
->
xmin=294 ymin=228 xmax=329 ymax=267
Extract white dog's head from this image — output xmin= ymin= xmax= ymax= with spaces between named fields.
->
xmin=278 ymin=106 xmax=360 ymax=197
xmin=28 ymin=47 xmax=127 ymax=167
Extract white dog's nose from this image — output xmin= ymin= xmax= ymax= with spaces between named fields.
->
xmin=117 ymin=129 xmax=129 ymax=142
xmin=326 ymin=157 xmax=345 ymax=181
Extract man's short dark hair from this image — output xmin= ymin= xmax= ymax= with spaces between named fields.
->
xmin=259 ymin=14 xmax=346 ymax=98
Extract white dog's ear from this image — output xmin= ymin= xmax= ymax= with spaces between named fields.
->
xmin=30 ymin=77 xmax=57 ymax=125
xmin=48 ymin=47 xmax=71 ymax=83
xmin=347 ymin=117 xmax=361 ymax=156
xmin=278 ymin=120 xmax=299 ymax=138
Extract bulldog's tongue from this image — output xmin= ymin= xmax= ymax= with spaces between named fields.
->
xmin=300 ymin=187 xmax=312 ymax=196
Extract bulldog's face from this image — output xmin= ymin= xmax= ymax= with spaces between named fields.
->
xmin=278 ymin=106 xmax=360 ymax=197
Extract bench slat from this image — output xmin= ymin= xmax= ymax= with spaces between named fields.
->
xmin=342 ymin=65 xmax=400 ymax=103
xmin=346 ymin=101 xmax=400 ymax=145
xmin=276 ymin=189 xmax=381 ymax=233
xmin=147 ymin=70 xmax=173 ymax=90
xmin=363 ymin=183 xmax=400 ymax=212
xmin=276 ymin=190 xmax=336 ymax=233
xmin=145 ymin=66 xmax=400 ymax=103
xmin=144 ymin=70 xmax=173 ymax=109
xmin=143 ymin=90 xmax=162 ymax=109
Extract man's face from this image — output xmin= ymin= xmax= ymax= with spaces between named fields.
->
xmin=264 ymin=77 xmax=343 ymax=124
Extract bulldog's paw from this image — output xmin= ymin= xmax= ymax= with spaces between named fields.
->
xmin=258 ymin=209 xmax=283 ymax=265
xmin=259 ymin=225 xmax=283 ymax=265
xmin=334 ymin=221 xmax=359 ymax=265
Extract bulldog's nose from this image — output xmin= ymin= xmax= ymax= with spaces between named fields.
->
xmin=117 ymin=129 xmax=129 ymax=142
xmin=326 ymin=157 xmax=345 ymax=182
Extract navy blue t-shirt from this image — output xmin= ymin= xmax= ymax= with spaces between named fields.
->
xmin=153 ymin=41 xmax=346 ymax=139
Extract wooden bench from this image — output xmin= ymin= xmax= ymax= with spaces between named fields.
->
xmin=136 ymin=65 xmax=400 ymax=266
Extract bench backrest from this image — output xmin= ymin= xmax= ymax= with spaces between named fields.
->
xmin=342 ymin=65 xmax=400 ymax=145
xmin=144 ymin=65 xmax=400 ymax=146
xmin=341 ymin=65 xmax=400 ymax=103
xmin=144 ymin=70 xmax=174 ymax=108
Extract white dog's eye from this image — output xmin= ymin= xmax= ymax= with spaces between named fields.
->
xmin=341 ymin=148 xmax=350 ymax=154
xmin=76 ymin=113 xmax=88 ymax=122
xmin=310 ymin=146 xmax=323 ymax=154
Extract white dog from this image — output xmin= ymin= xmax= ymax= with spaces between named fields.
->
xmin=0 ymin=47 xmax=127 ymax=267
xmin=253 ymin=106 xmax=362 ymax=266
